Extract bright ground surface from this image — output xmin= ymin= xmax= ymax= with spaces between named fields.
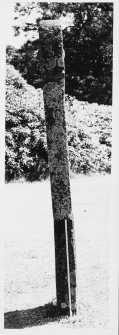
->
xmin=4 ymin=175 xmax=111 ymax=328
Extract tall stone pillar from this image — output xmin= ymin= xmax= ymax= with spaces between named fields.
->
xmin=39 ymin=20 xmax=77 ymax=316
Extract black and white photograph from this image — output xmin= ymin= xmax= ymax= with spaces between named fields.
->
xmin=0 ymin=0 xmax=118 ymax=333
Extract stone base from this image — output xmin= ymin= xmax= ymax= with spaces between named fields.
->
xmin=54 ymin=218 xmax=77 ymax=316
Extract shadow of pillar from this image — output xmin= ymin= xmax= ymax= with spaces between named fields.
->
xmin=4 ymin=302 xmax=58 ymax=329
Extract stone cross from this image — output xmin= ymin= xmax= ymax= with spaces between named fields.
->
xmin=39 ymin=20 xmax=77 ymax=316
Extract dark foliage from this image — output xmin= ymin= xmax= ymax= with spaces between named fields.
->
xmin=6 ymin=2 xmax=113 ymax=105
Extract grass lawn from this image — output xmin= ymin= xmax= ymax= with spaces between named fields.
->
xmin=4 ymin=174 xmax=111 ymax=329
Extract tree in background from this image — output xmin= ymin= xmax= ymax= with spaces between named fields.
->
xmin=64 ymin=3 xmax=113 ymax=105
xmin=7 ymin=2 xmax=113 ymax=105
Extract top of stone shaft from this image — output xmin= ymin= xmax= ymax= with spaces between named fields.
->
xmin=39 ymin=19 xmax=62 ymax=31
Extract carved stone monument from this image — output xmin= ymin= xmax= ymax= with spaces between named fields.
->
xmin=39 ymin=20 xmax=77 ymax=316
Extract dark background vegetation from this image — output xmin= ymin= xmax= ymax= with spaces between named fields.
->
xmin=7 ymin=2 xmax=113 ymax=105
xmin=6 ymin=2 xmax=113 ymax=182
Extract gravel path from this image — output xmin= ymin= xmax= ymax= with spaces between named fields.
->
xmin=4 ymin=175 xmax=111 ymax=329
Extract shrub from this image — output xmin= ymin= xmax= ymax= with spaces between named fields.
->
xmin=5 ymin=64 xmax=48 ymax=182
xmin=6 ymin=65 xmax=112 ymax=182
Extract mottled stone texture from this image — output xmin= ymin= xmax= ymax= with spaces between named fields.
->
xmin=39 ymin=20 xmax=77 ymax=316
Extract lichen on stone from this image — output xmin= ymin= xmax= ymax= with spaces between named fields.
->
xmin=39 ymin=20 xmax=77 ymax=316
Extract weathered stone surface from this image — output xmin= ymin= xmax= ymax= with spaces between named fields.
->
xmin=39 ymin=20 xmax=77 ymax=316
